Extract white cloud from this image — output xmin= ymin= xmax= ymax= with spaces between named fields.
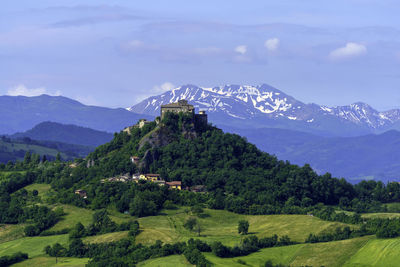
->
xmin=235 ymin=45 xmax=247 ymax=55
xmin=264 ymin=38 xmax=280 ymax=51
xmin=120 ymin=40 xmax=159 ymax=52
xmin=126 ymin=40 xmax=145 ymax=49
xmin=152 ymin=82 xmax=175 ymax=94
xmin=329 ymin=42 xmax=367 ymax=60
xmin=7 ymin=84 xmax=61 ymax=97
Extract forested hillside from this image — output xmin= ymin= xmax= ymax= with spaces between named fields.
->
xmin=2 ymin=113 xmax=400 ymax=266
xmin=84 ymin=113 xmax=400 ymax=213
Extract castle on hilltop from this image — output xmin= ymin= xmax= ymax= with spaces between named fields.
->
xmin=161 ymin=99 xmax=207 ymax=126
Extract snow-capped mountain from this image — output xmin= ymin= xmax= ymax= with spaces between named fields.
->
xmin=128 ymin=84 xmax=400 ymax=136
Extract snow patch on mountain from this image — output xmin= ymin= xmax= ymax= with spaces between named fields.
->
xmin=127 ymin=84 xmax=400 ymax=131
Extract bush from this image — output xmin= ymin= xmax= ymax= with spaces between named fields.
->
xmin=24 ymin=225 xmax=40 ymax=236
xmin=238 ymin=220 xmax=249 ymax=235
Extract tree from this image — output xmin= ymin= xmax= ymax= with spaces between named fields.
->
xmin=24 ymin=225 xmax=39 ymax=236
xmin=191 ymin=205 xmax=204 ymax=216
xmin=129 ymin=221 xmax=140 ymax=237
xmin=23 ymin=152 xmax=31 ymax=165
xmin=70 ymin=222 xmax=86 ymax=239
xmin=129 ymin=196 xmax=157 ymax=217
xmin=184 ymin=217 xmax=197 ymax=231
xmin=56 ymin=153 xmax=61 ymax=162
xmin=238 ymin=220 xmax=249 ymax=235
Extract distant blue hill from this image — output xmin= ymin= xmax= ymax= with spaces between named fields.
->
xmin=223 ymin=126 xmax=400 ymax=182
xmin=0 ymin=94 xmax=153 ymax=134
xmin=11 ymin=121 xmax=114 ymax=147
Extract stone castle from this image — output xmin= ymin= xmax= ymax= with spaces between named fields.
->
xmin=160 ymin=100 xmax=207 ymax=126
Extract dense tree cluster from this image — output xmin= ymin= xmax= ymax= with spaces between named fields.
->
xmin=0 ymin=252 xmax=28 ymax=266
xmin=45 ymin=237 xmax=212 ymax=266
xmin=0 ymin=169 xmax=62 ymax=236
xmin=211 ymin=235 xmax=295 ymax=258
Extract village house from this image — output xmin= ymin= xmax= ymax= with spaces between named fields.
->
xmin=69 ymin=162 xmax=78 ymax=168
xmin=75 ymin=189 xmax=87 ymax=199
xmin=145 ymin=174 xmax=161 ymax=182
xmin=166 ymin=181 xmax=182 ymax=190
xmin=130 ymin=156 xmax=140 ymax=165
xmin=190 ymin=185 xmax=207 ymax=193
xmin=154 ymin=180 xmax=166 ymax=186
xmin=138 ymin=119 xmax=151 ymax=128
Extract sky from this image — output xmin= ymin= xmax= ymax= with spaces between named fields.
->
xmin=1 ymin=0 xmax=400 ymax=110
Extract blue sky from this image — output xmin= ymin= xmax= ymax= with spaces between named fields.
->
xmin=1 ymin=1 xmax=400 ymax=110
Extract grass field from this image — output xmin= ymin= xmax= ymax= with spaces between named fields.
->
xmin=0 ymin=234 xmax=68 ymax=257
xmin=385 ymin=202 xmax=400 ymax=212
xmin=289 ymin=236 xmax=371 ymax=267
xmin=23 ymin=183 xmax=52 ymax=197
xmin=49 ymin=205 xmax=95 ymax=231
xmin=83 ymin=231 xmax=129 ymax=244
xmin=343 ymin=237 xmax=400 ymax=267
xmin=136 ymin=208 xmax=355 ymax=246
xmin=49 ymin=204 xmax=134 ymax=232
xmin=138 ymin=255 xmax=193 ymax=267
xmin=362 ymin=213 xmax=400 ymax=219
xmin=204 ymin=244 xmax=303 ymax=267
xmin=5 ymin=201 xmax=400 ymax=266
xmin=12 ymin=256 xmax=89 ymax=267
xmin=0 ymin=224 xmax=26 ymax=244
xmin=140 ymin=237 xmax=371 ymax=267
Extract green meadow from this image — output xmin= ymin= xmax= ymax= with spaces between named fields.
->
xmin=139 ymin=236 xmax=371 ymax=267
xmin=0 ymin=224 xmax=26 ymax=244
xmin=12 ymin=256 xmax=89 ymax=267
xmin=138 ymin=255 xmax=193 ymax=267
xmin=343 ymin=237 xmax=400 ymax=267
xmin=136 ymin=208 xmax=355 ymax=246
xmin=2 ymin=184 xmax=400 ymax=266
xmin=0 ymin=234 xmax=69 ymax=257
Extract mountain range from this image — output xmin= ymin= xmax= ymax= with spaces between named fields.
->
xmin=0 ymin=94 xmax=152 ymax=135
xmin=128 ymin=84 xmax=400 ymax=136
xmin=2 ymin=87 xmax=400 ymax=181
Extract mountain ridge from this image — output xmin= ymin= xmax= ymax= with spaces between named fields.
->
xmin=128 ymin=84 xmax=400 ymax=136
xmin=0 ymin=94 xmax=153 ymax=134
